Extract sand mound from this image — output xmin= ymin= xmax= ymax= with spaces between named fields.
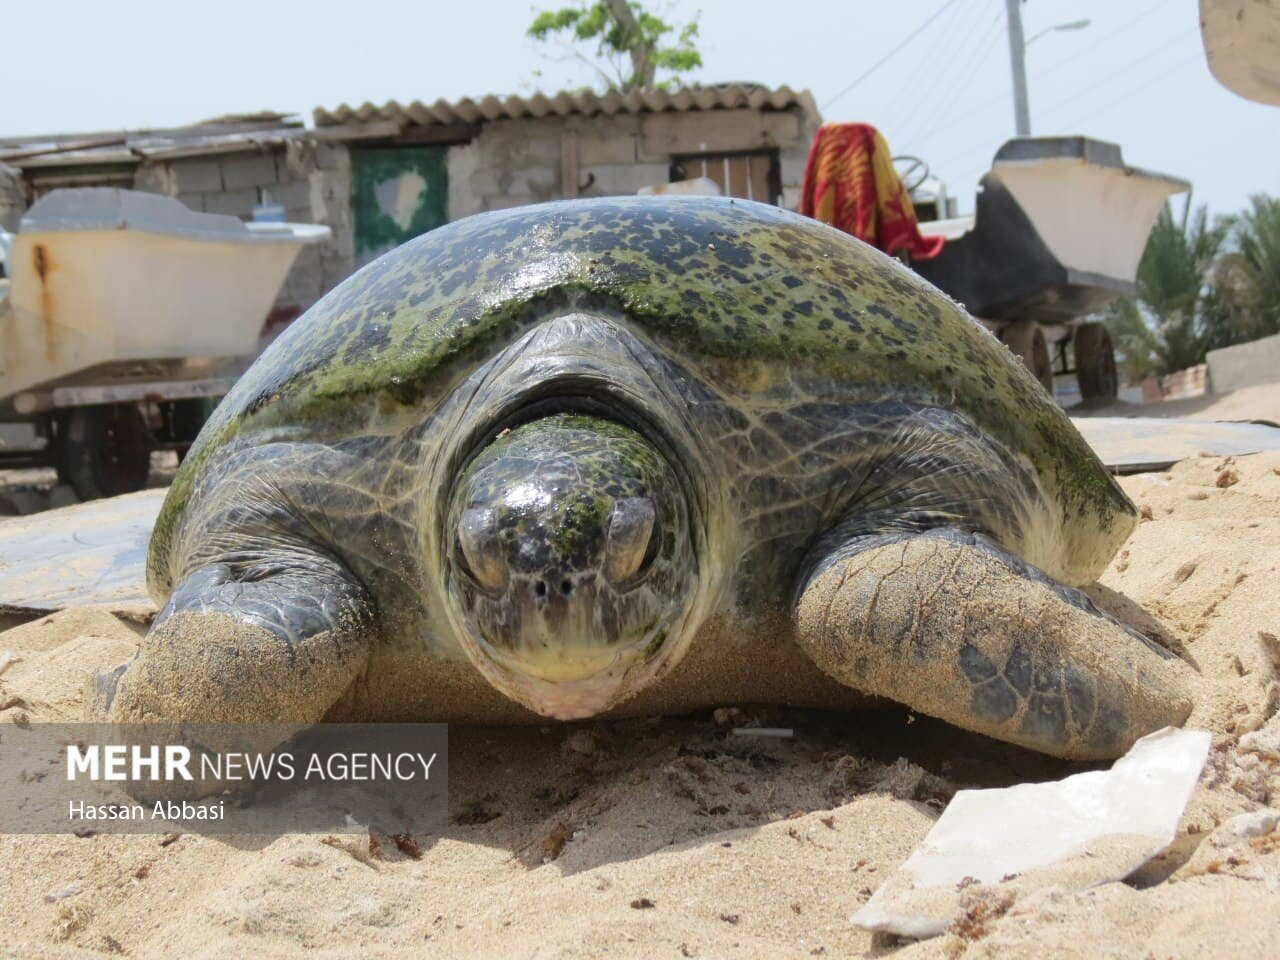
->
xmin=2 ymin=453 xmax=1278 ymax=958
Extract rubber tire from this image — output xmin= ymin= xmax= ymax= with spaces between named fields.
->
xmin=59 ymin=404 xmax=151 ymax=501
xmin=169 ymin=397 xmax=214 ymax=462
xmin=1000 ymin=320 xmax=1055 ymax=395
xmin=1074 ymin=322 xmax=1118 ymax=403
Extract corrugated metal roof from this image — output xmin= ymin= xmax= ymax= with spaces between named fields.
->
xmin=0 ymin=116 xmax=311 ymax=169
xmin=313 ymin=83 xmax=819 ymax=128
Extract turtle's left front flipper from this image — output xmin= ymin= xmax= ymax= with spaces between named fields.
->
xmin=793 ymin=529 xmax=1194 ymax=759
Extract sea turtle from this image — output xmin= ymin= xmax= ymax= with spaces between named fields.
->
xmin=91 ymin=196 xmax=1192 ymax=759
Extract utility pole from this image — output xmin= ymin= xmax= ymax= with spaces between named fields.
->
xmin=1005 ymin=0 xmax=1031 ymax=136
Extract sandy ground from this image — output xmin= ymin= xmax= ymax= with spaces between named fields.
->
xmin=1076 ymin=381 xmax=1280 ymax=424
xmin=1 ymin=388 xmax=1279 ymax=958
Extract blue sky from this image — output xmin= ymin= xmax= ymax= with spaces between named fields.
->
xmin=7 ymin=0 xmax=1276 ymax=218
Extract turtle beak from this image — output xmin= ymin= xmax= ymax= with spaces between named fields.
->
xmin=486 ymin=634 xmax=623 ymax=684
xmin=464 ymin=615 xmax=672 ymax=720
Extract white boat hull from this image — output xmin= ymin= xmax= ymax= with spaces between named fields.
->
xmin=0 ymin=189 xmax=329 ymax=399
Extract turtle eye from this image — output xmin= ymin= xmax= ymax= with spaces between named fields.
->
xmin=457 ymin=508 xmax=506 ymax=594
xmin=604 ymin=497 xmax=658 ymax=586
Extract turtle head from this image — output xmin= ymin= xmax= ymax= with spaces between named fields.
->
xmin=444 ymin=413 xmax=695 ymax=719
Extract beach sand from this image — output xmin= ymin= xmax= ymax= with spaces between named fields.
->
xmin=1 ymin=390 xmax=1278 ymax=958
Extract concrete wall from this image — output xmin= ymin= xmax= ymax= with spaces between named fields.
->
xmin=1207 ymin=332 xmax=1280 ymax=394
xmin=1161 ymin=363 xmax=1208 ymax=401
xmin=131 ymin=142 xmax=355 ymax=318
xmin=445 ymin=106 xmax=817 ymax=221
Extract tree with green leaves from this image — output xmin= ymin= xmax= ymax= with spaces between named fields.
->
xmin=1102 ymin=197 xmax=1233 ymax=381
xmin=1212 ymin=194 xmax=1280 ymax=344
xmin=527 ymin=0 xmax=703 ymax=91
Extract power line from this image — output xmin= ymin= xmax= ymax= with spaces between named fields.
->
xmin=884 ymin=0 xmax=989 ymax=138
xmin=931 ymin=47 xmax=1203 ymax=175
xmin=1034 ymin=28 xmax=1196 ymax=127
xmin=1030 ymin=0 xmax=1177 ymax=84
xmin=898 ymin=8 xmax=1008 ymax=151
xmin=892 ymin=0 xmax=1001 ymax=144
xmin=904 ymin=0 xmax=1181 ymax=150
xmin=1052 ymin=51 xmax=1204 ymax=132
xmin=822 ymin=0 xmax=964 ymax=111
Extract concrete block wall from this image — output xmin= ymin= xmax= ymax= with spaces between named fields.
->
xmin=302 ymin=141 xmax=357 ymax=303
xmin=572 ymin=113 xmax=669 ymax=200
xmin=446 ymin=116 xmax=565 ymax=221
xmin=1161 ymin=363 xmax=1209 ymax=400
xmin=132 ymin=141 xmax=355 ymax=314
xmin=1207 ymin=331 xmax=1280 ymax=393
xmin=637 ymin=107 xmax=814 ymax=209
xmin=445 ymin=105 xmax=818 ymax=220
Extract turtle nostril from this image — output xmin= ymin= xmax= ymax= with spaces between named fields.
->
xmin=534 ymin=580 xmax=548 ymax=598
xmin=560 ymin=579 xmax=573 ymax=596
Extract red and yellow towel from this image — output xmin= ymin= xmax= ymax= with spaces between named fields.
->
xmin=799 ymin=122 xmax=944 ymax=261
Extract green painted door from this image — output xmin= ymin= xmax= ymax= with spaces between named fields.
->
xmin=351 ymin=146 xmax=448 ymax=267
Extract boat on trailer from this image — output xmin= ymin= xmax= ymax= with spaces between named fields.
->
xmin=0 ymin=188 xmax=329 ymax=499
xmin=910 ymin=137 xmax=1188 ymax=405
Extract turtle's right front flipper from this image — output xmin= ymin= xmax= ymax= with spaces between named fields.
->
xmin=89 ymin=554 xmax=374 ymax=725
xmin=793 ymin=529 xmax=1194 ymax=759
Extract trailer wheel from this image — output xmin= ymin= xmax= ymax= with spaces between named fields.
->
xmin=59 ymin=404 xmax=151 ymax=501
xmin=1000 ymin=320 xmax=1055 ymax=395
xmin=1074 ymin=322 xmax=1118 ymax=403
xmin=168 ymin=398 xmax=214 ymax=462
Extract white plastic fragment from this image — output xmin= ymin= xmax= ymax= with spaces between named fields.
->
xmin=852 ymin=727 xmax=1212 ymax=940
xmin=42 ymin=883 xmax=82 ymax=903
xmin=1224 ymin=809 xmax=1279 ymax=839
